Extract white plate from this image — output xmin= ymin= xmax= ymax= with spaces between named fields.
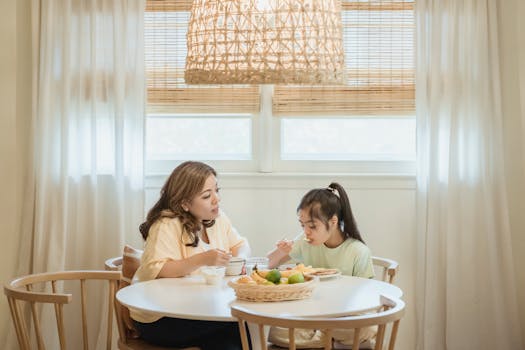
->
xmin=306 ymin=269 xmax=342 ymax=280
xmin=278 ymin=264 xmax=297 ymax=271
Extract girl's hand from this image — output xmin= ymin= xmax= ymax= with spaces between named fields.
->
xmin=276 ymin=239 xmax=293 ymax=254
xmin=267 ymin=239 xmax=293 ymax=269
xmin=202 ymin=249 xmax=231 ymax=266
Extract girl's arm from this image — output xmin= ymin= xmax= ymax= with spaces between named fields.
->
xmin=267 ymin=239 xmax=293 ymax=268
xmin=157 ymin=249 xmax=231 ymax=278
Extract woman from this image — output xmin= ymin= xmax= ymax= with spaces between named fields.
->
xmin=132 ymin=161 xmax=250 ymax=349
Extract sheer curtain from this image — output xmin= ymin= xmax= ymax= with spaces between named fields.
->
xmin=416 ymin=1 xmax=523 ymax=349
xmin=7 ymin=0 xmax=145 ymax=348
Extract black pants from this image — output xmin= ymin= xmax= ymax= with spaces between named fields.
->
xmin=134 ymin=317 xmax=243 ymax=350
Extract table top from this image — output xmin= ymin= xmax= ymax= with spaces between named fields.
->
xmin=117 ymin=275 xmax=403 ymax=322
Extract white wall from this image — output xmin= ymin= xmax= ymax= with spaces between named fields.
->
xmin=146 ymin=174 xmax=418 ymax=349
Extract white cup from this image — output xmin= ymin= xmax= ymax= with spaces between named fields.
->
xmin=201 ymin=266 xmax=226 ymax=285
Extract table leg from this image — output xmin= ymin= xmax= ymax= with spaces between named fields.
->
xmin=247 ymin=322 xmax=269 ymax=350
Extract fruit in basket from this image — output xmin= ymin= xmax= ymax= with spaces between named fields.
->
xmin=265 ymin=269 xmax=282 ymax=284
xmin=288 ymin=273 xmax=305 ymax=284
xmin=279 ymin=269 xmax=296 ymax=278
xmin=237 ymin=276 xmax=256 ymax=285
xmin=250 ymin=270 xmax=267 ymax=284
xmin=254 ymin=265 xmax=269 ymax=278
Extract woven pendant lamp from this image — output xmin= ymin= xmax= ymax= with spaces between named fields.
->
xmin=185 ymin=0 xmax=345 ymax=85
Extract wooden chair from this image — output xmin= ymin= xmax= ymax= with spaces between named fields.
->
xmin=4 ymin=270 xmax=120 ymax=350
xmin=232 ymin=296 xmax=405 ymax=350
xmin=106 ymin=246 xmax=198 ymax=350
xmin=105 ymin=256 xmax=123 ymax=271
xmin=372 ymin=256 xmax=399 ymax=284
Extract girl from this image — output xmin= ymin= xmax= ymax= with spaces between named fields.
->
xmin=131 ymin=161 xmax=250 ymax=350
xmin=267 ymin=182 xmax=374 ymax=278
xmin=267 ymin=182 xmax=375 ymax=348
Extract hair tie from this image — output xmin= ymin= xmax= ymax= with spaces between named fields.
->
xmin=326 ymin=186 xmax=340 ymax=198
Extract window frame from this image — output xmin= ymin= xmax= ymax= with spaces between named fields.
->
xmin=144 ymin=0 xmax=416 ymax=176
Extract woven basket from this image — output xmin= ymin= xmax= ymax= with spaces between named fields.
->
xmin=228 ymin=276 xmax=317 ymax=302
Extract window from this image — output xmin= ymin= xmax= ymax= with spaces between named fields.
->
xmin=145 ymin=0 xmax=415 ymax=175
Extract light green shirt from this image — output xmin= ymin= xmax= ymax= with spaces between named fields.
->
xmin=289 ymin=234 xmax=374 ymax=278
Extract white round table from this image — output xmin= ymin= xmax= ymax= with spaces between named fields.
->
xmin=116 ymin=275 xmax=403 ymax=322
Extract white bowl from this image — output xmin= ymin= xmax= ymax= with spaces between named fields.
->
xmin=201 ymin=266 xmax=226 ymax=285
xmin=225 ymin=257 xmax=245 ymax=276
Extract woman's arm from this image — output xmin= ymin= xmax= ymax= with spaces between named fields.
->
xmin=267 ymin=239 xmax=293 ymax=269
xmin=157 ymin=249 xmax=231 ymax=278
xmin=231 ymin=240 xmax=251 ymax=258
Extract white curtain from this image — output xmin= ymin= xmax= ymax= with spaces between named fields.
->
xmin=416 ymin=1 xmax=524 ymax=349
xmin=8 ymin=0 xmax=145 ymax=348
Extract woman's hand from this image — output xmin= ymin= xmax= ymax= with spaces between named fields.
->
xmin=201 ymin=249 xmax=231 ymax=266
xmin=158 ymin=249 xmax=231 ymax=278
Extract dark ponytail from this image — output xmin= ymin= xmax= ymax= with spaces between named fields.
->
xmin=327 ymin=182 xmax=364 ymax=244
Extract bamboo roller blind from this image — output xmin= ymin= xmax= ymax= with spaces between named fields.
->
xmin=145 ymin=0 xmax=260 ymax=113
xmin=274 ymin=0 xmax=415 ymax=116
xmin=145 ymin=0 xmax=414 ymax=116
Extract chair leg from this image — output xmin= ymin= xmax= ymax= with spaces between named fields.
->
xmin=8 ymin=298 xmax=31 ymax=350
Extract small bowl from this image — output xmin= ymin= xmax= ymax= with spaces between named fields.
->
xmin=201 ymin=266 xmax=226 ymax=285
xmin=225 ymin=257 xmax=245 ymax=276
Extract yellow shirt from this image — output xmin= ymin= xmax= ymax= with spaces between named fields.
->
xmin=130 ymin=211 xmax=246 ymax=322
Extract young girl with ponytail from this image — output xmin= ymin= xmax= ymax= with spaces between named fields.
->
xmin=267 ymin=182 xmax=374 ymax=278
xmin=266 ymin=182 xmax=375 ymax=349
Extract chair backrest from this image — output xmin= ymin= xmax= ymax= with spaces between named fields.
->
xmin=104 ymin=246 xmax=143 ymax=346
xmin=4 ymin=270 xmax=121 ymax=350
xmin=105 ymin=246 xmax=197 ymax=350
xmin=231 ymin=296 xmax=405 ymax=350
xmin=105 ymin=256 xmax=123 ymax=271
xmin=372 ymin=256 xmax=399 ymax=284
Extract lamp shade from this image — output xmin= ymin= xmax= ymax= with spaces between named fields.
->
xmin=185 ymin=0 xmax=345 ymax=85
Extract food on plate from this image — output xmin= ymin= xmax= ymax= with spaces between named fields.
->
xmin=279 ymin=263 xmax=340 ymax=277
xmin=306 ymin=268 xmax=339 ymax=276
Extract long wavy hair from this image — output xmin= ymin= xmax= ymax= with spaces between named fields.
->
xmin=139 ymin=161 xmax=217 ymax=246
xmin=297 ymin=182 xmax=365 ymax=244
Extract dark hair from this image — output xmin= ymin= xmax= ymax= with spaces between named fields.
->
xmin=139 ymin=161 xmax=217 ymax=246
xmin=297 ymin=182 xmax=365 ymax=244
